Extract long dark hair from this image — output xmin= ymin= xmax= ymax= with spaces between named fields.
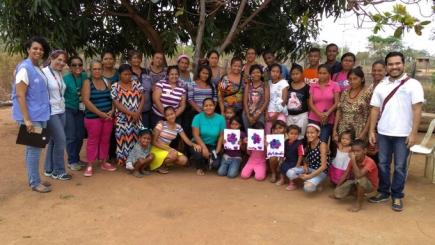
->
xmin=347 ymin=66 xmax=365 ymax=86
xmin=196 ymin=65 xmax=215 ymax=97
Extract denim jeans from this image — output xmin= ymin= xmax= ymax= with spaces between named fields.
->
xmin=377 ymin=134 xmax=409 ymax=199
xmin=19 ymin=121 xmax=47 ymax=188
xmin=65 ymin=108 xmax=85 ymax=164
xmin=218 ymin=155 xmax=241 ymax=178
xmin=141 ymin=110 xmax=151 ymax=129
xmin=45 ymin=113 xmax=67 ymax=175
xmin=308 ymin=119 xmax=332 ymax=143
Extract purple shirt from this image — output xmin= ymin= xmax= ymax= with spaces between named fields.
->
xmin=308 ymin=80 xmax=340 ymax=124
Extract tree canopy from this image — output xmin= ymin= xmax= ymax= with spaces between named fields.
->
xmin=0 ymin=0 xmax=344 ymax=61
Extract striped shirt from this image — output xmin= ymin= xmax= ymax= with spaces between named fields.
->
xmin=155 ymin=121 xmax=183 ymax=145
xmin=85 ymin=80 xmax=112 ymax=119
xmin=188 ymin=81 xmax=217 ymax=108
xmin=152 ymin=80 xmax=186 ymax=116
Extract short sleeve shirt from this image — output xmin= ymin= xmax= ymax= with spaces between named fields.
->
xmin=308 ymin=80 xmax=340 ymax=124
xmin=268 ymin=79 xmax=289 ymax=112
xmin=303 ymin=68 xmax=318 ymax=84
xmin=348 ymin=156 xmax=379 ymax=189
xmin=192 ymin=112 xmax=226 ymax=146
xmin=370 ymin=74 xmax=424 ymax=137
xmin=155 ymin=121 xmax=183 ymax=145
xmin=152 ymin=80 xmax=186 ymax=116
xmin=287 ymin=83 xmax=310 ymax=115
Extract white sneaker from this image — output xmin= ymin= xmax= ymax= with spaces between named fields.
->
xmin=126 ymin=162 xmax=134 ymax=170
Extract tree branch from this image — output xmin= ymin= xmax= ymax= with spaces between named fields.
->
xmin=120 ymin=0 xmax=163 ymax=52
xmin=217 ymin=0 xmax=247 ymax=52
xmin=193 ymin=0 xmax=206 ymax=74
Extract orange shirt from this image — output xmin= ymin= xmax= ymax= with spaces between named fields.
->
xmin=303 ymin=68 xmax=318 ymax=84
xmin=349 ymin=156 xmax=379 ymax=188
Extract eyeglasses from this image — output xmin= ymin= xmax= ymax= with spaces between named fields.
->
xmin=71 ymin=63 xmax=83 ymax=67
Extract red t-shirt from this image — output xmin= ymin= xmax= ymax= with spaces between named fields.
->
xmin=349 ymin=156 xmax=379 ymax=189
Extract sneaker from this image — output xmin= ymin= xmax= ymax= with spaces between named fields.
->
xmin=101 ymin=162 xmax=117 ymax=171
xmin=78 ymin=160 xmax=87 ymax=167
xmin=68 ymin=163 xmax=82 ymax=171
xmin=51 ymin=173 xmax=72 ymax=181
xmin=126 ymin=162 xmax=134 ymax=170
xmin=44 ymin=171 xmax=52 ymax=177
xmin=368 ymin=193 xmax=390 ymax=203
xmin=84 ymin=166 xmax=93 ymax=177
xmin=392 ymin=198 xmax=403 ymax=212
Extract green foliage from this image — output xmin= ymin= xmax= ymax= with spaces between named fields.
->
xmin=0 ymin=0 xmax=343 ymax=60
xmin=367 ymin=35 xmax=404 ymax=60
xmin=371 ymin=3 xmax=431 ymax=38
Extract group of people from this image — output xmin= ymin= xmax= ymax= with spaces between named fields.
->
xmin=12 ymin=36 xmax=424 ymax=213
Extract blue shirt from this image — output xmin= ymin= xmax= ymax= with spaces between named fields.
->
xmin=192 ymin=112 xmax=226 ymax=146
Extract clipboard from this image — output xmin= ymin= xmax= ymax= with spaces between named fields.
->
xmin=16 ymin=125 xmax=50 ymax=148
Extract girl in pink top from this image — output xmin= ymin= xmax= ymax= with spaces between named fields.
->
xmin=308 ymin=65 xmax=340 ymax=143
xmin=332 ymin=52 xmax=355 ymax=92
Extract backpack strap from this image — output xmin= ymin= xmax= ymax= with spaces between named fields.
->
xmin=380 ymin=76 xmax=411 ymax=116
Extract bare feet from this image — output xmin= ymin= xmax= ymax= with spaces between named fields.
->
xmin=276 ymin=178 xmax=285 ymax=186
xmin=196 ymin=169 xmax=205 ymax=176
xmin=269 ymin=174 xmax=277 ymax=183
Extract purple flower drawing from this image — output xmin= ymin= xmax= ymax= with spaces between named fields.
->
xmin=251 ymin=133 xmax=261 ymax=144
xmin=270 ymin=139 xmax=281 ymax=149
xmin=227 ymin=133 xmax=238 ymax=145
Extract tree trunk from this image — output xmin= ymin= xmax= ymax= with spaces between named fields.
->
xmin=121 ymin=0 xmax=164 ymax=53
xmin=217 ymin=0 xmax=247 ymax=53
xmin=192 ymin=0 xmax=206 ymax=76
xmin=218 ymin=0 xmax=271 ymax=52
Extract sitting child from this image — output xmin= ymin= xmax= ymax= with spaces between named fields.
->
xmin=218 ymin=116 xmax=246 ymax=178
xmin=241 ymin=122 xmax=266 ymax=181
xmin=286 ymin=123 xmax=329 ymax=192
xmin=329 ymin=130 xmax=354 ymax=185
xmin=267 ymin=120 xmax=287 ymax=183
xmin=333 ymin=139 xmax=379 ymax=212
xmin=126 ymin=128 xmax=155 ymax=178
xmin=276 ymin=125 xmax=304 ymax=190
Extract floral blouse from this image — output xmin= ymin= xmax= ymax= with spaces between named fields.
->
xmin=337 ymin=87 xmax=373 ymax=136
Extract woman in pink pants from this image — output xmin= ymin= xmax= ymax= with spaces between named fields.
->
xmin=81 ymin=61 xmax=117 ymax=177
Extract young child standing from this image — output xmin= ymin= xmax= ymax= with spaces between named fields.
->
xmin=277 ymin=125 xmax=304 ymax=190
xmin=218 ymin=116 xmax=246 ymax=178
xmin=126 ymin=128 xmax=155 ymax=178
xmin=268 ymin=120 xmax=287 ymax=183
xmin=329 ymin=130 xmax=354 ymax=185
xmin=224 ymin=106 xmax=236 ymax=128
xmin=287 ymin=64 xmax=310 ymax=139
xmin=334 ymin=139 xmax=379 ymax=212
xmin=286 ymin=124 xmax=329 ymax=192
xmin=241 ymin=122 xmax=267 ymax=181
xmin=266 ymin=63 xmax=289 ymax=134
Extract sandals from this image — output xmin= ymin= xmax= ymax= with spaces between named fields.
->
xmin=32 ymin=184 xmax=51 ymax=193
xmin=41 ymin=181 xmax=52 ymax=187
xmin=196 ymin=169 xmax=205 ymax=176
xmin=157 ymin=167 xmax=169 ymax=174
xmin=101 ymin=162 xmax=117 ymax=171
xmin=84 ymin=166 xmax=93 ymax=177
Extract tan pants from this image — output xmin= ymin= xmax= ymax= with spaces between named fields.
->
xmin=334 ymin=177 xmax=373 ymax=199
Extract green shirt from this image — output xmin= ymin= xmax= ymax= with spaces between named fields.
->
xmin=63 ymin=72 xmax=88 ymax=110
xmin=192 ymin=112 xmax=226 ymax=146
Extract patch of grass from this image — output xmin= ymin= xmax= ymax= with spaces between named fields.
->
xmin=423 ymin=82 xmax=435 ymax=113
xmin=59 ymin=194 xmax=74 ymax=200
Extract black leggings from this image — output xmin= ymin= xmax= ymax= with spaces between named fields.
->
xmin=189 ymin=145 xmax=221 ymax=171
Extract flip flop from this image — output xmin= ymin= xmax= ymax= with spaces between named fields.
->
xmin=157 ymin=168 xmax=169 ymax=174
xmin=41 ymin=181 xmax=52 ymax=187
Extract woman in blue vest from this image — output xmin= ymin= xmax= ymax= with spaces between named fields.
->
xmin=12 ymin=36 xmax=52 ymax=193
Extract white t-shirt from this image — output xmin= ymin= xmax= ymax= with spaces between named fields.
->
xmin=370 ymin=74 xmax=424 ymax=137
xmin=42 ymin=66 xmax=66 ymax=115
xmin=268 ymin=79 xmax=289 ymax=112
xmin=15 ymin=67 xmax=47 ymax=85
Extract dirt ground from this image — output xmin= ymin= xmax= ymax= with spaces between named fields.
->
xmin=0 ymin=108 xmax=434 ymax=245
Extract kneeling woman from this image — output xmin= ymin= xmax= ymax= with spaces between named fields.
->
xmin=150 ymin=106 xmax=201 ymax=173
xmin=286 ymin=123 xmax=329 ymax=192
xmin=191 ymin=98 xmax=226 ymax=175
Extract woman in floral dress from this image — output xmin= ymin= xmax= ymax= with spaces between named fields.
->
xmin=111 ymin=64 xmax=145 ymax=166
xmin=333 ymin=67 xmax=371 ymax=141
xmin=218 ymin=57 xmax=244 ymax=113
